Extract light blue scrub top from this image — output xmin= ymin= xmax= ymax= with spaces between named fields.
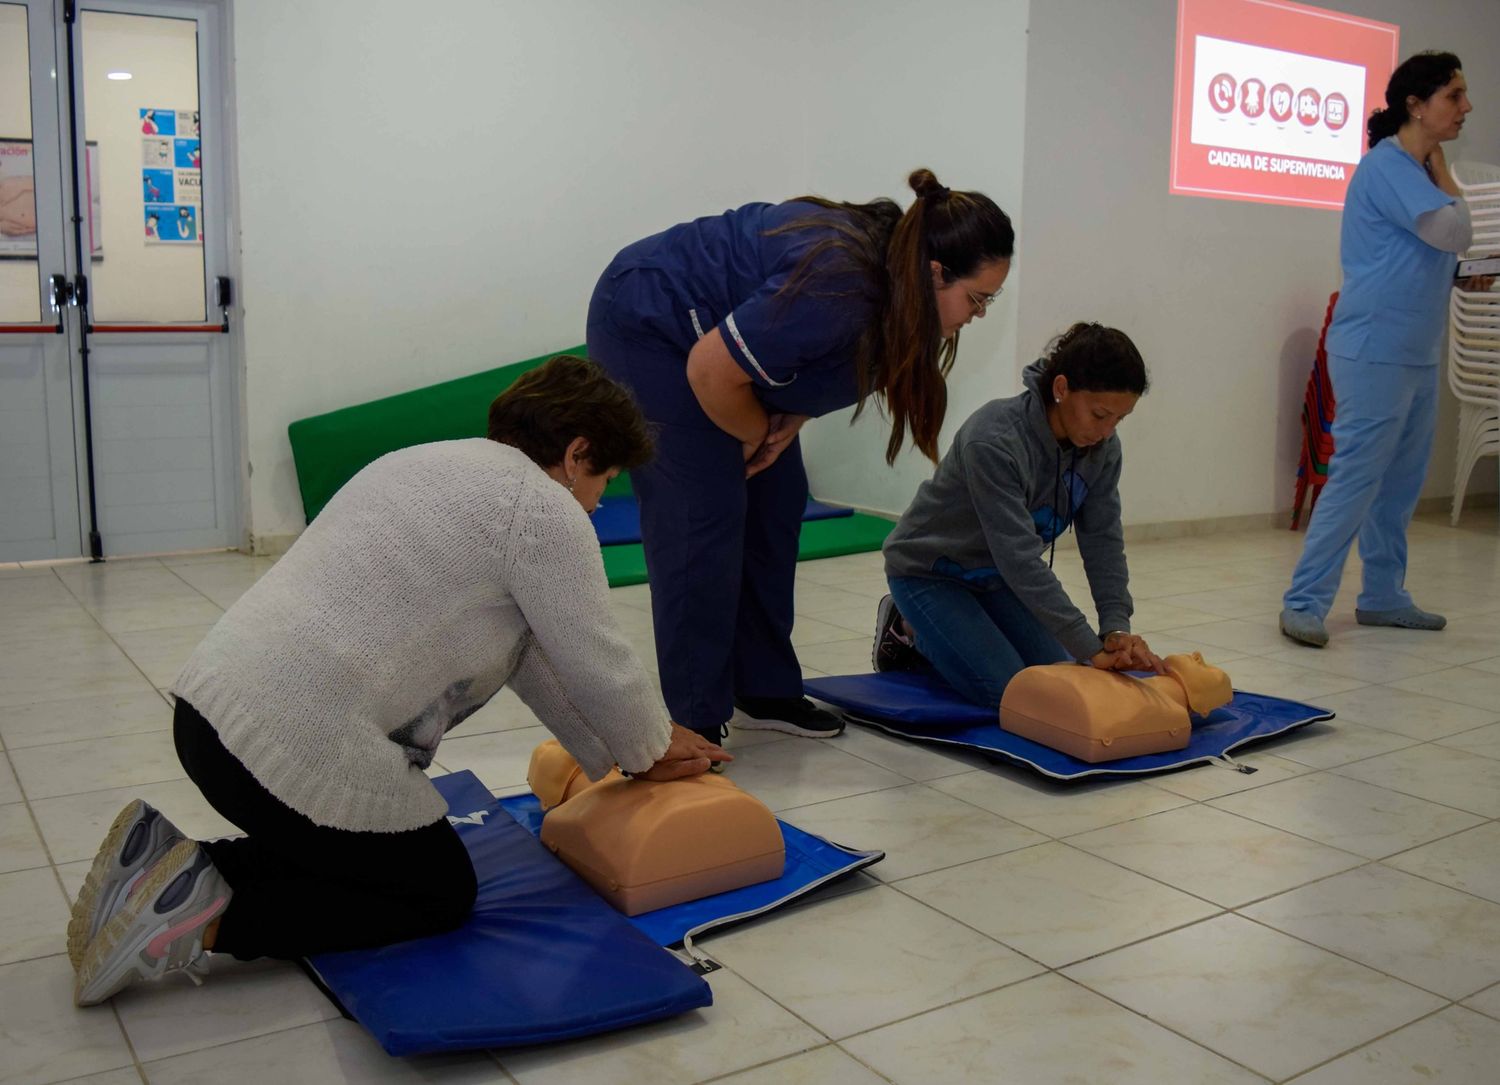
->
xmin=1325 ymin=137 xmax=1457 ymax=367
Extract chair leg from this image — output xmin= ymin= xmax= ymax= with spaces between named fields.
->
xmin=1452 ymin=428 xmax=1484 ymax=526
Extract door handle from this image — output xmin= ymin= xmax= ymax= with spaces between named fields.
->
xmin=48 ymin=273 xmax=75 ymax=312
xmin=215 ymin=276 xmax=232 ymax=329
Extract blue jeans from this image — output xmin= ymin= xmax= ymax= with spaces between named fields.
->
xmin=1284 ymin=355 xmax=1438 ymax=618
xmin=888 ymin=574 xmax=1069 ymax=711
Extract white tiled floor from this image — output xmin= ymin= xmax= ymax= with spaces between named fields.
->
xmin=3 ymin=512 xmax=1500 ymax=1083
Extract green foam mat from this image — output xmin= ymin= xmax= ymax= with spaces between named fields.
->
xmin=601 ymin=511 xmax=893 ymax=588
xmin=287 ymin=346 xmax=632 ymax=524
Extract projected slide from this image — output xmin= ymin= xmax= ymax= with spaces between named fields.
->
xmin=1171 ymin=0 xmax=1399 ymax=210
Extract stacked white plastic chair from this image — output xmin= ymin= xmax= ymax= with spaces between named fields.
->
xmin=1448 ymin=162 xmax=1500 ymax=525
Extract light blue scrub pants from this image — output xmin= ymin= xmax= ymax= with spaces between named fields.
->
xmin=1284 ymin=353 xmax=1438 ymax=618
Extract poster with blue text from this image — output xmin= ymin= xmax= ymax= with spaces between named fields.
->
xmin=141 ymin=107 xmax=201 ymax=245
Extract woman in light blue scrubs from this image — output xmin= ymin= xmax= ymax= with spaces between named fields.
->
xmin=588 ymin=169 xmax=1014 ymax=742
xmin=1281 ymin=52 xmax=1491 ymax=647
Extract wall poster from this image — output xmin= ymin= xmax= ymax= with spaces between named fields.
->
xmin=0 ymin=138 xmax=104 ymax=260
xmin=141 ymin=107 xmax=201 ymax=244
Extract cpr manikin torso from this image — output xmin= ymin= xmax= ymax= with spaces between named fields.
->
xmin=527 ymin=741 xmax=785 ymax=916
xmin=999 ymin=652 xmax=1233 ymax=763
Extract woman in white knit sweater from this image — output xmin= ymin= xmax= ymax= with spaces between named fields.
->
xmin=68 ymin=355 xmax=729 ymax=1007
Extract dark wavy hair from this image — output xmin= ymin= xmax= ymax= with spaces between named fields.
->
xmin=1368 ymin=51 xmax=1463 ymax=146
xmin=1038 ymin=323 xmax=1149 ymax=396
xmin=767 ymin=168 xmax=1015 ymax=464
xmin=487 ymin=354 xmax=654 ymax=472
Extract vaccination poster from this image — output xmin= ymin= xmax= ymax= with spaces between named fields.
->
xmin=141 ymin=107 xmax=201 ymax=244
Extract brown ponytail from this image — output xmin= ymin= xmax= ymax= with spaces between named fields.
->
xmin=867 ymin=169 xmax=1014 ymax=463
xmin=871 ymin=170 xmax=947 ymax=463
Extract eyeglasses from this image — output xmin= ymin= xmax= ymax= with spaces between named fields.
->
xmin=942 ymin=266 xmax=1004 ymax=311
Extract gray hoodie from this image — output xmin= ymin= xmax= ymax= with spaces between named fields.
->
xmin=882 ymin=360 xmax=1132 ymax=660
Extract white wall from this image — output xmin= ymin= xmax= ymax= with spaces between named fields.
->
xmin=795 ymin=2 xmax=1030 ymax=514
xmin=233 ymin=0 xmax=1500 ymax=544
xmin=1018 ymin=0 xmax=1500 ymax=529
xmin=231 ymin=0 xmax=1030 ymax=542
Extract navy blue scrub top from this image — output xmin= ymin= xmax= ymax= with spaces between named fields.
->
xmin=598 ymin=200 xmax=879 ymax=421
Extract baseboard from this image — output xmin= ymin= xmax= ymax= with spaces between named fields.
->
xmin=248 ymin=532 xmax=299 ymax=557
xmin=1057 ymin=493 xmax=1498 ymax=550
xmin=1417 ymin=492 xmax=1500 ymax=513
xmin=250 ymin=491 xmax=1496 ymax=560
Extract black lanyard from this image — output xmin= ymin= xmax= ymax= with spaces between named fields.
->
xmin=1048 ymin=445 xmax=1078 ymax=569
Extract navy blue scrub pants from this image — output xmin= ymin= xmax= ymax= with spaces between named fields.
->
xmin=588 ymin=319 xmax=808 ymax=736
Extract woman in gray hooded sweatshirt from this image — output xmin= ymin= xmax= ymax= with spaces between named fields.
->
xmin=876 ymin=322 xmax=1161 ymax=709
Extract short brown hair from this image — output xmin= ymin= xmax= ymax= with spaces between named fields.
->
xmin=487 ymin=354 xmax=654 ymax=472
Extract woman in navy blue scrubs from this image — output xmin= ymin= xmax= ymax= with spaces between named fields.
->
xmin=588 ymin=169 xmax=1014 ymax=742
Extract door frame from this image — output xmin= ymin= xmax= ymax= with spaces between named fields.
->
xmin=0 ymin=0 xmax=84 ymax=561
xmin=62 ymin=0 xmax=246 ymax=557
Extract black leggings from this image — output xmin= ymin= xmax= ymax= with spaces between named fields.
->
xmin=173 ymin=698 xmax=477 ymax=961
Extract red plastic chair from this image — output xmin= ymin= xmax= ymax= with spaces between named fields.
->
xmin=1291 ymin=292 xmax=1339 ymax=530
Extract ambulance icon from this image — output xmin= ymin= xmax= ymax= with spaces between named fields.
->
xmin=1297 ymin=87 xmax=1322 ymax=127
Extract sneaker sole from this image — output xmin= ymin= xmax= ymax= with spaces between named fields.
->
xmin=732 ymin=710 xmax=845 ymax=739
xmin=873 ymin=595 xmax=895 ymax=672
xmin=67 ymin=800 xmax=148 ymax=971
xmin=74 ymin=839 xmax=223 ymax=1007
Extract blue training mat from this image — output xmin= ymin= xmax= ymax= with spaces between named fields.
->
xmin=804 ymin=671 xmax=1332 ymax=781
xmin=499 ymin=793 xmax=884 ymax=949
xmin=305 ymin=771 xmax=711 ymax=1057
xmin=592 ymin=494 xmax=852 ymax=547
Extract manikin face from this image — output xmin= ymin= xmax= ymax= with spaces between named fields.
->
xmin=1409 ymin=71 xmax=1473 ymax=143
xmin=932 ymin=258 xmax=1011 ymax=339
xmin=1050 ymin=376 xmax=1139 ymax=448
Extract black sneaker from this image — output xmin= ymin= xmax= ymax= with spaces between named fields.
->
xmin=873 ymin=594 xmax=923 ymax=673
xmin=732 ymin=696 xmax=845 ymax=738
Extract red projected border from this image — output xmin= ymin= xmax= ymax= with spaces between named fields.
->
xmin=1170 ymin=0 xmax=1399 ymax=210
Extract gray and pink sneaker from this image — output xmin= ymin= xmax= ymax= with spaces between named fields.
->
xmin=74 ymin=839 xmax=231 ymax=1007
xmin=67 ymin=799 xmax=186 ymax=970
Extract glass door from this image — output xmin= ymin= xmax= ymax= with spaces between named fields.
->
xmin=73 ymin=0 xmax=237 ymax=557
xmin=0 ymin=0 xmax=85 ymax=561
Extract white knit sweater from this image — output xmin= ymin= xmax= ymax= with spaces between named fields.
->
xmin=173 ymin=439 xmax=673 ymax=832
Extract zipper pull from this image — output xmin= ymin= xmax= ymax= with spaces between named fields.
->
xmin=1210 ymin=754 xmax=1257 ymax=775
